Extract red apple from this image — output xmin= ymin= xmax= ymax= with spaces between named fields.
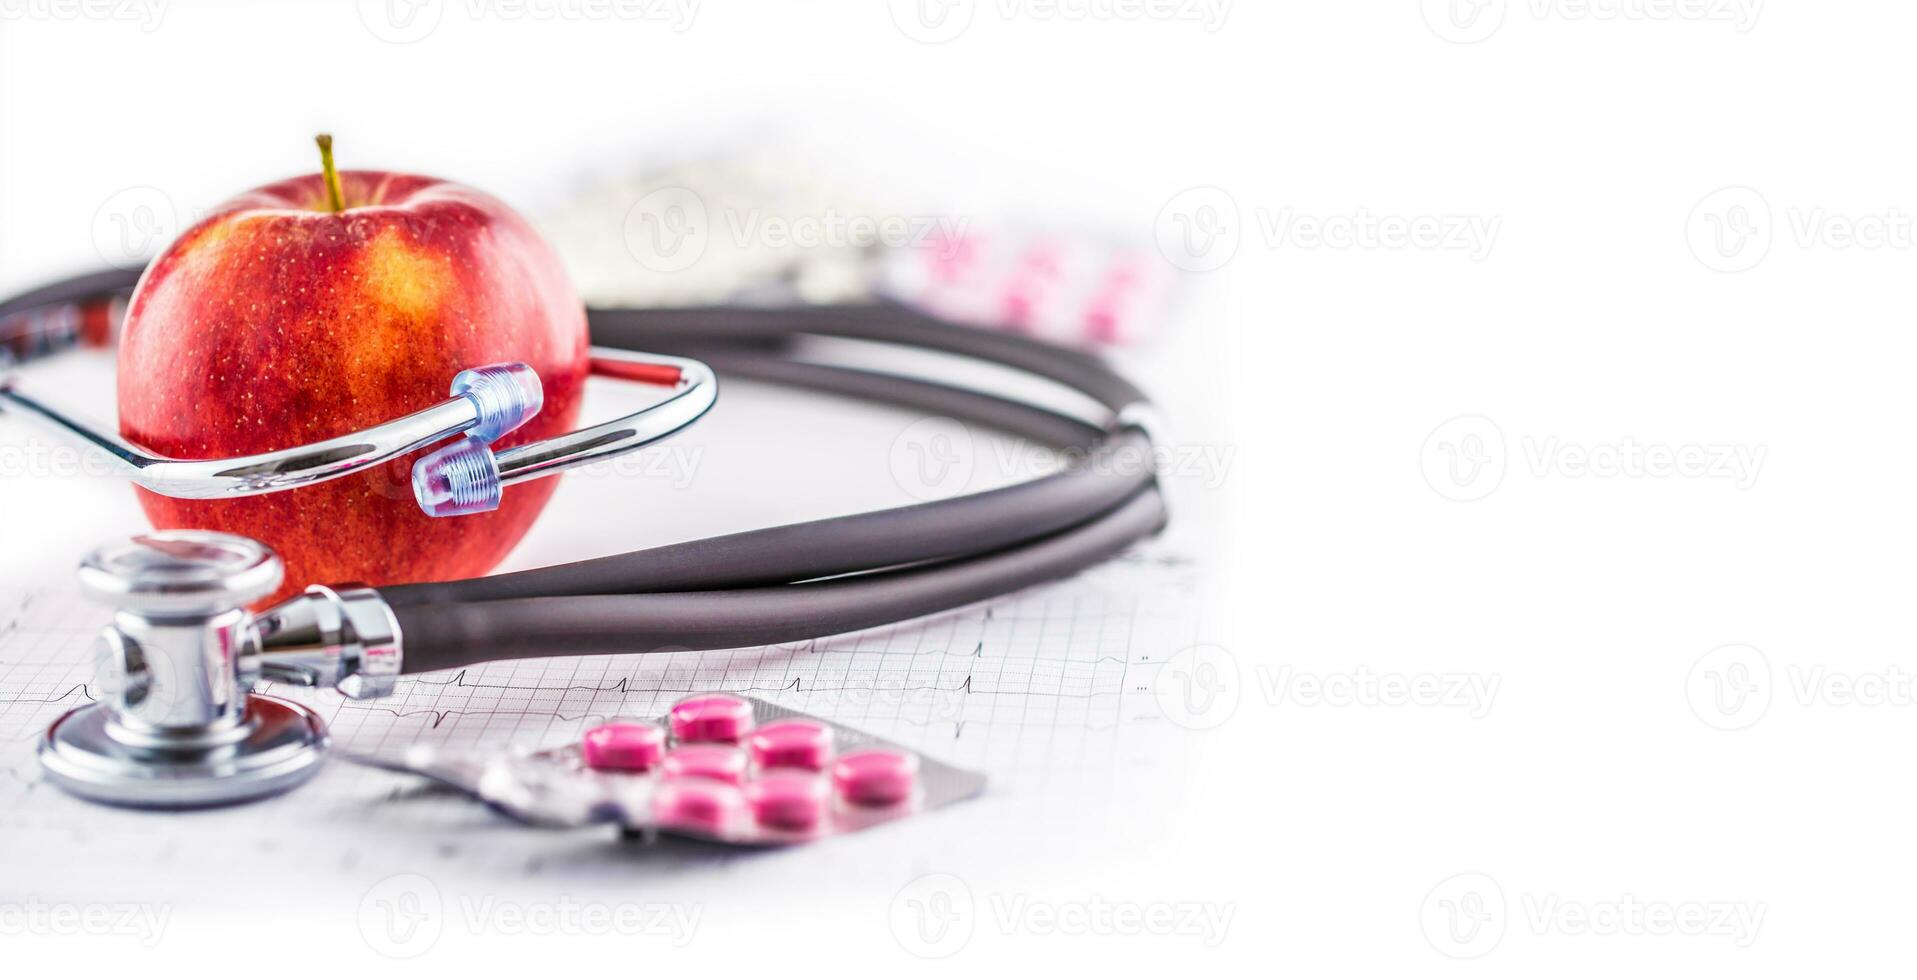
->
xmin=117 ymin=137 xmax=589 ymax=604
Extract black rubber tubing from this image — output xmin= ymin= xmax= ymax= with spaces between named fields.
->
xmin=393 ymin=482 xmax=1167 ymax=669
xmin=693 ymin=351 xmax=1105 ymax=450
xmin=0 ymin=266 xmax=142 ymax=322
xmin=589 ymin=301 xmax=1149 ymax=413
xmin=379 ymin=360 xmax=1147 ymax=607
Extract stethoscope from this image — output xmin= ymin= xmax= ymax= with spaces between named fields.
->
xmin=0 ymin=267 xmax=1167 ymax=809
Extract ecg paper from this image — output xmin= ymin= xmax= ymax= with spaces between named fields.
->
xmin=0 ymin=541 xmax=1210 ymax=887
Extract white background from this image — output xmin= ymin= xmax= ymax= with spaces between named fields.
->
xmin=5 ymin=0 xmax=1911 ymax=975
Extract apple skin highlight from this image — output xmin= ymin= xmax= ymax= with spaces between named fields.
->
xmin=116 ymin=169 xmax=590 ymax=604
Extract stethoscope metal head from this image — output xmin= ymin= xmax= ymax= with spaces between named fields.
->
xmin=40 ymin=531 xmax=335 ymax=808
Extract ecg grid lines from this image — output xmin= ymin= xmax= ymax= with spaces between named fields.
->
xmin=0 ymin=548 xmax=1204 ymax=876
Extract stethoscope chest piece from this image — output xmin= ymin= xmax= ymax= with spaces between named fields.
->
xmin=38 ymin=531 xmax=330 ymax=808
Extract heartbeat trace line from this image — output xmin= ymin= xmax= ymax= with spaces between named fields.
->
xmin=330 ymin=673 xmax=1131 ymax=728
xmin=0 ymin=683 xmax=94 ymax=706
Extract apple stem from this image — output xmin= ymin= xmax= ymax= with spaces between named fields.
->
xmin=315 ymin=134 xmax=345 ymax=213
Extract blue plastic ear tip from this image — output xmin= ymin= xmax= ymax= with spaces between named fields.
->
xmin=412 ymin=436 xmax=502 ymax=517
xmin=452 ymin=362 xmax=544 ymax=443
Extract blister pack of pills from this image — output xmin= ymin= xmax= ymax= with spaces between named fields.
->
xmin=345 ymin=694 xmax=985 ymax=846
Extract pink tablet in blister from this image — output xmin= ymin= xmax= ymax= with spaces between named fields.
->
xmin=744 ymin=770 xmax=829 ymax=832
xmin=652 ymin=777 xmax=744 ymax=835
xmin=661 ymin=744 xmax=748 ymax=785
xmin=747 ymin=719 xmax=833 ymax=771
xmin=670 ymin=694 xmax=753 ymax=743
xmin=580 ymin=721 xmax=666 ymax=772
xmin=832 ymin=749 xmax=921 ymax=807
xmin=521 ymin=695 xmax=982 ymax=847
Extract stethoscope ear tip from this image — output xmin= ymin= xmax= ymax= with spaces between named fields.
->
xmin=413 ymin=436 xmax=502 ymax=517
xmin=451 ymin=361 xmax=543 ymax=442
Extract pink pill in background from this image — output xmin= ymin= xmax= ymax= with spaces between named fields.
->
xmin=744 ymin=769 xmax=830 ymax=832
xmin=747 ymin=719 xmax=834 ymax=771
xmin=831 ymin=749 xmax=920 ymax=807
xmin=669 ymin=694 xmax=753 ymax=743
xmin=580 ymin=721 xmax=666 ymax=772
xmin=652 ymin=777 xmax=744 ymax=835
xmin=661 ymin=744 xmax=749 ymax=785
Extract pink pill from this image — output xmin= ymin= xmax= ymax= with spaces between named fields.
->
xmin=744 ymin=769 xmax=830 ymax=832
xmin=652 ymin=777 xmax=744 ymax=835
xmin=660 ymin=744 xmax=748 ymax=786
xmin=670 ymin=694 xmax=753 ymax=743
xmin=580 ymin=721 xmax=666 ymax=772
xmin=747 ymin=719 xmax=834 ymax=771
xmin=831 ymin=749 xmax=920 ymax=807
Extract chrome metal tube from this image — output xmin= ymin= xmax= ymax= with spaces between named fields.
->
xmin=495 ymin=349 xmax=717 ymax=486
xmin=0 ymin=381 xmax=481 ymax=498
